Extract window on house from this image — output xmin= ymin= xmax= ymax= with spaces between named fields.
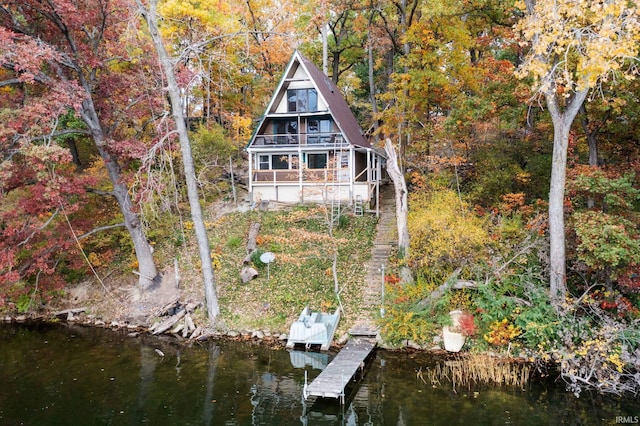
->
xmin=272 ymin=155 xmax=289 ymax=169
xmin=287 ymin=89 xmax=318 ymax=112
xmin=274 ymin=120 xmax=298 ymax=144
xmin=307 ymin=118 xmax=333 ymax=144
xmin=307 ymin=153 xmax=327 ymax=169
xmin=259 ymin=155 xmax=269 ymax=170
xmin=257 ymin=154 xmax=299 ymax=170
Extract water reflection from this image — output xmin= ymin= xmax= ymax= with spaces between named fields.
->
xmin=289 ymin=350 xmax=329 ymax=370
xmin=202 ymin=342 xmax=220 ymax=425
xmin=0 ymin=322 xmax=638 ymax=425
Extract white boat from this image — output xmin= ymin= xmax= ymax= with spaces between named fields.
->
xmin=286 ymin=306 xmax=341 ymax=351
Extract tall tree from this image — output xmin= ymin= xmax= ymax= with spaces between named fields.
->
xmin=381 ymin=0 xmax=420 ymax=161
xmin=0 ymin=0 xmax=160 ymax=291
xmin=384 ymin=138 xmax=412 ymax=283
xmin=242 ymin=0 xmax=298 ymax=79
xmin=135 ymin=0 xmax=220 ymax=322
xmin=516 ymin=0 xmax=640 ymax=302
xmin=310 ymin=0 xmax=367 ymax=84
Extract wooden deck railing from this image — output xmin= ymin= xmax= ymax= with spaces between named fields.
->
xmin=252 ymin=168 xmax=353 ymax=183
xmin=253 ymin=133 xmax=347 ymax=147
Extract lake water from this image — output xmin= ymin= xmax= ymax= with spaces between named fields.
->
xmin=0 ymin=322 xmax=637 ymax=425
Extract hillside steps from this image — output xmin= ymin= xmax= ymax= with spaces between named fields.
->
xmin=350 ymin=184 xmax=397 ymax=336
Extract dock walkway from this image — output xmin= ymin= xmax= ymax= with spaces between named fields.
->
xmin=303 ymin=338 xmax=376 ymax=403
xmin=301 ymin=185 xmax=394 ymax=403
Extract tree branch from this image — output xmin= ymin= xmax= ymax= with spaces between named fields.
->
xmin=76 ymin=223 xmax=126 ymax=240
xmin=0 ymin=78 xmax=22 ymax=87
xmin=29 ymin=129 xmax=91 ymax=141
xmin=17 ymin=208 xmax=60 ymax=247
xmin=86 ymin=187 xmax=115 ymax=197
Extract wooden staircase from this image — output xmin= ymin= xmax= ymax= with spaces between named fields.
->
xmin=349 ymin=183 xmax=397 ymax=336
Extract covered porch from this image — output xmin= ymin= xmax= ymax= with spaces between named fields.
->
xmin=248 ymin=146 xmax=385 ymax=212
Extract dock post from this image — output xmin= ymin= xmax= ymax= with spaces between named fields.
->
xmin=303 ymin=370 xmax=309 ymax=400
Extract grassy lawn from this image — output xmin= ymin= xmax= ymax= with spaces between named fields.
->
xmin=197 ymin=205 xmax=378 ymax=334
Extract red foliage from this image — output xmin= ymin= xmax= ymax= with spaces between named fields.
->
xmin=0 ymin=0 xmax=166 ymax=304
xmin=385 ymin=274 xmax=401 ymax=284
xmin=592 ymin=289 xmax=640 ymax=319
xmin=458 ymin=312 xmax=477 ymax=337
xmin=618 ymin=265 xmax=640 ymax=294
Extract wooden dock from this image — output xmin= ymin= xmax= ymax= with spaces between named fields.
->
xmin=303 ymin=337 xmax=376 ymax=403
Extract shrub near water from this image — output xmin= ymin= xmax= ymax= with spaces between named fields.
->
xmin=408 ymin=188 xmax=492 ymax=281
xmin=381 ymin=170 xmax=640 ymax=394
xmin=381 ymin=186 xmax=494 ymax=345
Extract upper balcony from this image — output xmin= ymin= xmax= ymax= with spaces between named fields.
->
xmin=252 ymin=132 xmax=347 ymax=148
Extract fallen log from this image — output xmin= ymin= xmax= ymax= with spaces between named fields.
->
xmin=240 ymin=266 xmax=258 ymax=283
xmin=195 ymin=331 xmax=215 ymax=341
xmin=184 ymin=313 xmax=196 ymax=332
xmin=170 ymin=322 xmax=185 ymax=335
xmin=150 ymin=300 xmax=202 ymax=336
xmin=416 ymin=272 xmax=532 ymax=310
xmin=152 ymin=308 xmax=186 ymax=335
xmin=417 ymin=268 xmax=477 ymax=308
xmin=243 ymin=222 xmax=261 ymax=264
xmin=190 ymin=327 xmax=203 ymax=340
xmin=184 ymin=301 xmax=201 ymax=313
xmin=52 ymin=307 xmax=87 ymax=318
xmin=156 ymin=299 xmax=180 ymax=317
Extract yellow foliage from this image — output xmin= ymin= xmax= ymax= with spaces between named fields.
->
xmin=231 ymin=115 xmax=252 ymax=141
xmin=408 ymin=189 xmax=491 ymax=276
xmin=158 ymin=0 xmax=241 ymax=40
xmin=484 ymin=318 xmax=522 ymax=346
xmin=87 ymin=252 xmax=103 ymax=267
xmin=516 ymin=0 xmax=640 ymax=93
xmin=211 ymin=252 xmax=222 ymax=270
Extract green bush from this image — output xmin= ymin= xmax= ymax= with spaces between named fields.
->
xmin=226 ymin=235 xmax=242 ymax=249
xmin=250 ymin=248 xmax=266 ymax=268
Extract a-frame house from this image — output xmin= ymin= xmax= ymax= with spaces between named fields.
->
xmin=246 ymin=51 xmax=385 ymax=211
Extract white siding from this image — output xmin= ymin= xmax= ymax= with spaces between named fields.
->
xmin=252 ymin=182 xmax=370 ymax=205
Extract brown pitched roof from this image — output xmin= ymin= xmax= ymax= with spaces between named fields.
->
xmin=296 ymin=52 xmax=371 ymax=149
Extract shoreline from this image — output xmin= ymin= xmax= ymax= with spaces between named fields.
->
xmin=0 ymin=309 xmax=531 ymax=358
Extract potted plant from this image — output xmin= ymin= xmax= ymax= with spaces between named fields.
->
xmin=442 ymin=310 xmax=476 ymax=352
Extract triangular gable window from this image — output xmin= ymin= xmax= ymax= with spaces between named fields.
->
xmin=287 ymin=88 xmax=318 ymax=112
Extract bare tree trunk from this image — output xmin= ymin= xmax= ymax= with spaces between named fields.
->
xmin=243 ymin=222 xmax=261 ymax=264
xmin=580 ymin=104 xmax=600 ymax=168
xmin=66 ymin=139 xmax=81 ymax=166
xmin=138 ymin=0 xmax=220 ymax=322
xmin=80 ymin=99 xmax=158 ymax=291
xmin=367 ymin=11 xmax=380 ymax=143
xmin=545 ymin=89 xmax=588 ymax=303
xmin=322 ymin=22 xmax=329 ymax=76
xmin=384 ymin=138 xmax=412 ymax=283
xmin=398 ymin=0 xmax=414 ymax=165
xmin=580 ymin=103 xmax=606 ymax=208
xmin=229 ymin=156 xmax=237 ymax=203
